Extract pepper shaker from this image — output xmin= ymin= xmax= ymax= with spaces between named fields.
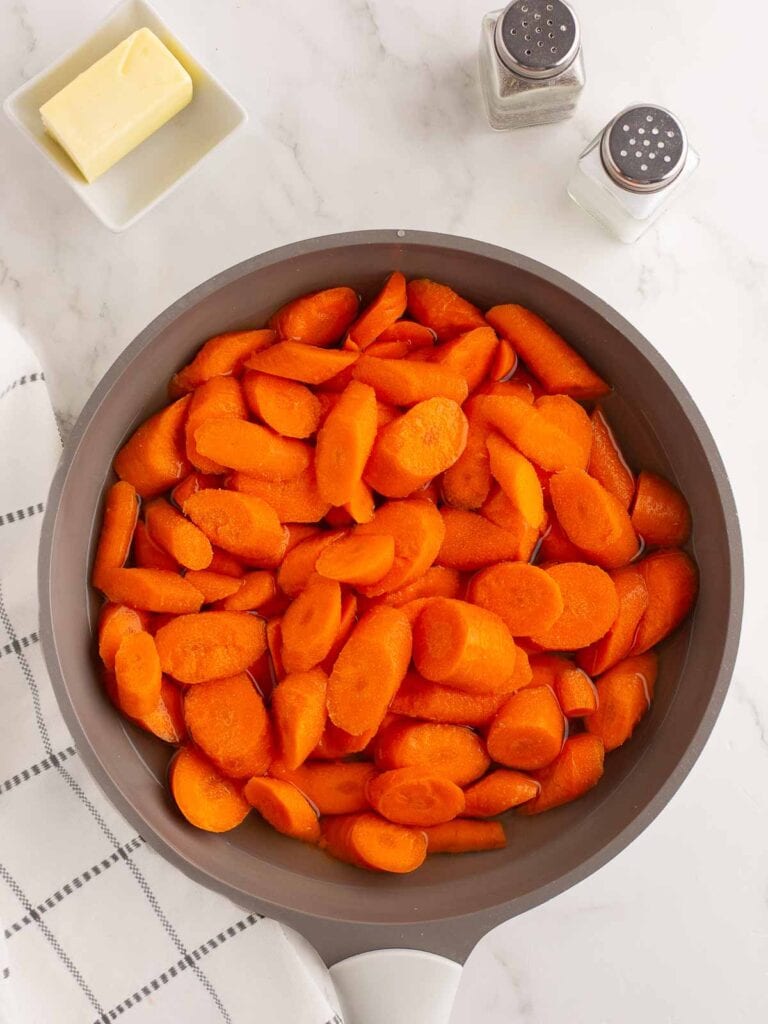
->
xmin=479 ymin=0 xmax=585 ymax=130
xmin=567 ymin=104 xmax=700 ymax=243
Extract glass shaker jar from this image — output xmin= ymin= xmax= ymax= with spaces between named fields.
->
xmin=479 ymin=0 xmax=585 ymax=131
xmin=567 ymin=104 xmax=700 ymax=243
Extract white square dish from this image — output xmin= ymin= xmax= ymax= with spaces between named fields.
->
xmin=3 ymin=0 xmax=248 ymax=231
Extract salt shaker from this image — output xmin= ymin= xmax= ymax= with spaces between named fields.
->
xmin=567 ymin=104 xmax=699 ymax=243
xmin=479 ymin=0 xmax=585 ymax=131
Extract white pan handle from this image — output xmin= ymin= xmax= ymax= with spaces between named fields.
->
xmin=329 ymin=948 xmax=462 ymax=1024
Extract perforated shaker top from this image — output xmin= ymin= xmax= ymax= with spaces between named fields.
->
xmin=495 ymin=0 xmax=580 ymax=79
xmin=601 ymin=105 xmax=688 ymax=193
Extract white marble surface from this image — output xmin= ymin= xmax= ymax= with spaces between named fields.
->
xmin=1 ymin=0 xmax=766 ymax=1019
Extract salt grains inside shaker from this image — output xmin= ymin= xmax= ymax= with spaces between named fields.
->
xmin=479 ymin=0 xmax=585 ymax=130
xmin=567 ymin=104 xmax=700 ymax=243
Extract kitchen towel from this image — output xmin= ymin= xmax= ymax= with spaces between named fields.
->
xmin=0 ymin=317 xmax=341 ymax=1024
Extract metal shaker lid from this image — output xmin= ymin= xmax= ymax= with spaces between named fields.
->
xmin=601 ymin=105 xmax=688 ymax=193
xmin=494 ymin=0 xmax=580 ymax=80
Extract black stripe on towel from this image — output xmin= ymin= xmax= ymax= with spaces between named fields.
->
xmin=0 ymin=744 xmax=77 ymax=794
xmin=0 ymin=502 xmax=45 ymax=527
xmin=0 ymin=372 xmax=45 ymax=400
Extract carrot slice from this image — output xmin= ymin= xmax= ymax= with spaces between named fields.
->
xmin=441 ymin=405 xmax=493 ymax=510
xmin=577 ymin=565 xmax=649 ymax=675
xmin=269 ymin=287 xmax=359 ymax=347
xmin=98 ymin=604 xmax=151 ymax=671
xmin=208 ymin=547 xmax=246 ymax=577
xmin=550 ymin=468 xmax=639 ymax=569
xmin=145 ymin=498 xmax=213 ymax=571
xmin=631 ymin=550 xmax=698 ymax=654
xmin=315 ymin=380 xmax=378 ymax=505
xmin=518 ymin=734 xmax=605 ymax=815
xmin=270 ymin=760 xmax=377 ymax=814
xmin=344 ymin=478 xmax=376 ymax=524
xmin=424 ymin=819 xmax=506 ymax=854
xmin=431 ymin=326 xmax=499 ymax=392
xmin=538 ymin=512 xmax=585 ymax=564
xmin=129 ymin=678 xmax=186 ymax=744
xmin=631 ymin=471 xmax=692 ymax=548
xmin=413 ymin=598 xmax=519 ymax=694
xmin=113 ymin=395 xmax=192 ymax=498
xmin=374 ymin=720 xmax=490 ymax=786
xmin=406 ymin=279 xmax=487 ymax=340
xmin=171 ymin=472 xmax=221 ymax=509
xmin=486 ymin=434 xmax=545 ymax=530
xmin=229 ymin=466 xmax=331 ymax=523
xmin=463 ymin=769 xmax=540 ymax=816
xmin=184 ymin=376 xmax=247 ymax=473
xmin=478 ymin=394 xmax=591 ymax=472
xmin=364 ymin=397 xmax=468 ymax=498
xmin=321 ymin=813 xmax=428 ymax=873
xmin=193 ymin=419 xmax=310 ymax=481
xmin=184 ymin=570 xmax=242 ymax=604
xmin=281 ymin=575 xmax=342 ymax=673
xmin=271 ymin=668 xmax=327 ymax=770
xmin=318 ymin=591 xmax=358 ymax=673
xmin=244 ymin=777 xmax=320 ymax=843
xmin=327 ymin=606 xmax=412 ymax=733
xmin=588 ymin=407 xmax=635 ymax=508
xmin=114 ymin=631 xmax=162 ymax=718
xmin=92 ymin=481 xmax=138 ymax=588
xmin=132 ymin=520 xmax=178 ymax=571
xmin=586 ymin=651 xmax=658 ymax=751
xmin=184 ymin=673 xmax=272 ymax=777
xmin=217 ymin=570 xmax=276 ymax=612
xmin=365 ymin=320 xmax=435 ymax=358
xmin=183 ymin=490 xmax=288 ymax=565
xmin=480 ymin=489 xmax=540 ymax=563
xmin=352 ymin=355 xmax=468 ymax=406
xmin=553 ymin=664 xmax=598 ymax=717
xmin=376 ymin=566 xmax=462 ymax=608
xmin=169 ymin=330 xmax=275 ymax=396
xmin=355 ymin=499 xmax=446 ymax=596
xmin=477 ymin=377 xmax=536 ymax=402
xmin=437 ymin=508 xmax=533 ymax=570
xmin=467 ymin=562 xmax=563 ymax=637
xmin=245 ymin=341 xmax=358 ymax=383
xmin=155 ymin=611 xmax=267 ymax=684
xmin=316 ymin=533 xmax=396 ymax=586
xmin=489 ymin=338 xmax=517 ymax=382
xmin=529 ymin=563 xmax=619 ymax=650
xmin=99 ymin=568 xmax=204 ymax=614
xmin=367 ymin=767 xmax=465 ymax=826
xmin=169 ymin=746 xmax=250 ymax=832
xmin=390 ymin=672 xmax=512 ymax=726
xmin=276 ymin=530 xmax=345 ymax=596
xmin=242 ymin=371 xmax=322 ymax=439
xmin=486 ymin=304 xmax=610 ymax=399
xmin=487 ymin=686 xmax=565 ymax=769
xmin=348 ymin=272 xmax=408 ymax=349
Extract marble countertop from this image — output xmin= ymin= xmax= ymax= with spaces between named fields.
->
xmin=1 ymin=0 xmax=766 ymax=1020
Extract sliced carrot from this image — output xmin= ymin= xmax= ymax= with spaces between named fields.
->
xmin=348 ymin=272 xmax=408 ymax=348
xmin=367 ymin=768 xmax=465 ymax=826
xmin=489 ymin=337 xmax=517 ymax=382
xmin=486 ymin=304 xmax=610 ymax=399
xmin=276 ymin=530 xmax=344 ymax=596
xmin=311 ymin=719 xmax=375 ymax=759
xmin=355 ymin=499 xmax=446 ymax=596
xmin=431 ymin=326 xmax=499 ymax=392
xmin=538 ymin=513 xmax=584 ymax=564
xmin=270 ymin=761 xmax=377 ymax=814
xmin=550 ymin=468 xmax=639 ymax=570
xmin=193 ymin=419 xmax=311 ymax=481
xmin=184 ymin=570 xmax=242 ymax=604
xmin=437 ymin=508 xmax=533 ymax=570
xmin=129 ymin=678 xmax=187 ymax=744
xmin=586 ymin=652 xmax=658 ymax=751
xmin=588 ymin=407 xmax=635 ymax=508
xmin=553 ymin=665 xmax=598 ymax=717
xmin=272 ymin=668 xmax=328 ymax=769
xmin=169 ymin=330 xmax=275 ymax=396
xmin=184 ymin=376 xmax=247 ymax=473
xmin=487 ymin=686 xmax=565 ymax=769
xmin=169 ymin=746 xmax=250 ymax=832
xmin=99 ymin=568 xmax=204 ymax=613
xmin=217 ymin=570 xmax=276 ymax=612
xmin=344 ymin=479 xmax=376 ymax=524
xmin=155 ymin=611 xmax=267 ymax=684
xmin=478 ymin=394 xmax=591 ymax=472
xmin=374 ymin=720 xmax=490 ymax=786
xmin=406 ymin=279 xmax=487 ymax=340
xmin=321 ymin=813 xmax=427 ymax=873
xmin=365 ymin=397 xmax=468 ymax=498
xmin=352 ymin=355 xmax=468 ymax=406
xmin=242 ymin=371 xmax=322 ymax=439
xmin=479 ymin=489 xmax=540 ymax=562
xmin=390 ymin=672 xmax=512 ymax=726
xmin=577 ymin=565 xmax=649 ymax=675
xmin=477 ymin=377 xmax=536 ymax=402
xmin=229 ymin=466 xmax=331 ymax=523
xmin=208 ymin=547 xmax=246 ymax=577
xmin=424 ymin=819 xmax=506 ymax=854
xmin=171 ymin=472 xmax=221 ymax=509
xmin=269 ymin=287 xmax=359 ymax=347
xmin=92 ymin=481 xmax=138 ymax=588
xmin=518 ymin=734 xmax=605 ymax=815
xmin=529 ymin=562 xmax=619 ymax=650
xmin=316 ymin=533 xmax=395 ymax=586
xmin=486 ymin=434 xmax=545 ymax=530
xmin=98 ymin=604 xmax=151 ymax=671
xmin=132 ymin=520 xmax=178 ymax=571
xmin=113 ymin=395 xmax=192 ymax=498
xmin=184 ymin=673 xmax=271 ymax=777
xmin=413 ymin=598 xmax=519 ymax=694
xmin=183 ymin=490 xmax=288 ymax=565
xmin=631 ymin=471 xmax=692 ymax=548
xmin=632 ymin=550 xmax=698 ymax=654
xmin=145 ymin=498 xmax=213 ymax=571
xmin=245 ymin=341 xmax=358 ymax=384
xmin=441 ymin=402 xmax=493 ymax=510
xmin=463 ymin=769 xmax=540 ymax=816
xmin=266 ymin=618 xmax=285 ymax=681
xmin=315 ymin=380 xmax=378 ymax=505
xmin=281 ymin=575 xmax=342 ymax=673
xmin=365 ymin=320 xmax=435 ymax=358
xmin=114 ymin=631 xmax=162 ymax=718
xmin=467 ymin=561 xmax=563 ymax=637
xmin=376 ymin=566 xmax=462 ymax=608
xmin=320 ymin=591 xmax=358 ymax=673
xmin=327 ymin=606 xmax=412 ymax=733
xmin=244 ymin=777 xmax=320 ymax=843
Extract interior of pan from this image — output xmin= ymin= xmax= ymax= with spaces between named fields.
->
xmin=41 ymin=231 xmax=741 ymax=931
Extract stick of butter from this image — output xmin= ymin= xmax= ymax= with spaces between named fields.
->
xmin=40 ymin=28 xmax=193 ymax=183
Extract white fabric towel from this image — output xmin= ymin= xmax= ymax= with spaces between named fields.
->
xmin=0 ymin=317 xmax=341 ymax=1024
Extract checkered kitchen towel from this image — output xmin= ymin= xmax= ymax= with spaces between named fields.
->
xmin=0 ymin=318 xmax=341 ymax=1024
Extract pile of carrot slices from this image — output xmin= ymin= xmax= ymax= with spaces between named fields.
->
xmin=92 ymin=273 xmax=698 ymax=874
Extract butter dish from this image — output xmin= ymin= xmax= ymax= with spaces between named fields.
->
xmin=3 ymin=0 xmax=247 ymax=231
